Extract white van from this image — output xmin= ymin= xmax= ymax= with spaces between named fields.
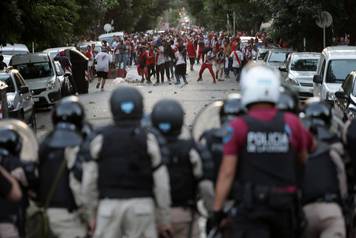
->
xmin=313 ymin=46 xmax=356 ymax=101
xmin=98 ymin=32 xmax=124 ymax=45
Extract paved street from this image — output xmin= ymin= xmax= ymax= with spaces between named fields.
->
xmin=36 ymin=65 xmax=239 ymax=139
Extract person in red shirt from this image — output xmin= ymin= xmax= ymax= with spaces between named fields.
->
xmin=187 ymin=38 xmax=196 ymax=71
xmin=145 ymin=44 xmax=156 ymax=84
xmin=137 ymin=46 xmax=148 ymax=83
xmin=85 ymin=45 xmax=94 ymax=81
xmin=197 ymin=47 xmax=217 ymax=83
xmin=213 ymin=63 xmax=307 ymax=238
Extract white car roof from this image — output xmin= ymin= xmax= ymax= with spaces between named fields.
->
xmin=43 ymin=46 xmax=76 ymax=53
xmin=290 ymin=52 xmax=321 ymax=59
xmin=98 ymin=32 xmax=124 ymax=39
xmin=0 ymin=44 xmax=29 ymax=54
xmin=322 ymin=46 xmax=356 ymax=60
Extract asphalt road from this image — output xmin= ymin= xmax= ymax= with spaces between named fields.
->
xmin=35 ymin=64 xmax=239 ymax=140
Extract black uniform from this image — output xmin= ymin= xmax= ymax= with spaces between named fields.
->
xmin=165 ymin=138 xmax=198 ymax=208
xmin=97 ymin=123 xmax=154 ymax=199
xmin=37 ymin=138 xmax=77 ymax=211
xmin=233 ymin=112 xmax=301 ymax=238
xmin=302 ymin=140 xmax=341 ymax=205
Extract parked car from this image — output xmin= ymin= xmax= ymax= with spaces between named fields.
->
xmin=42 ymin=46 xmax=76 ymax=60
xmin=98 ymin=32 xmax=124 ymax=45
xmin=0 ymin=69 xmax=35 ymax=127
xmin=280 ymin=52 xmax=320 ymax=99
xmin=313 ymin=46 xmax=356 ymax=102
xmin=10 ymin=53 xmax=62 ymax=107
xmin=0 ymin=43 xmax=29 ymax=55
xmin=1 ymin=43 xmax=30 ymax=66
xmin=263 ymin=48 xmax=293 ymax=69
xmin=78 ymin=41 xmax=102 ymax=54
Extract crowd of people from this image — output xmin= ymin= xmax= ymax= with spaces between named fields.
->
xmin=78 ymin=30 xmax=277 ymax=89
xmin=1 ymin=61 xmax=356 ymax=238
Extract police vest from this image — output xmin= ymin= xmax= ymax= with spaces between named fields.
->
xmin=237 ymin=112 xmax=297 ymax=188
xmin=166 ymin=139 xmax=198 ymax=207
xmin=38 ymin=143 xmax=77 ymax=210
xmin=202 ymin=128 xmax=223 ymax=183
xmin=98 ymin=125 xmax=153 ymax=199
xmin=302 ymin=142 xmax=340 ymax=204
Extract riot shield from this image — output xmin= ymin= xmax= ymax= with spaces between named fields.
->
xmin=191 ymin=101 xmax=223 ymax=143
xmin=0 ymin=119 xmax=38 ymax=161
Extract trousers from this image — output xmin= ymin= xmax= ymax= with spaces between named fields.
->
xmin=303 ymin=202 xmax=345 ymax=238
xmin=47 ymin=208 xmax=86 ymax=238
xmin=0 ymin=223 xmax=19 ymax=238
xmin=171 ymin=207 xmax=199 ymax=238
xmin=94 ymin=198 xmax=157 ymax=238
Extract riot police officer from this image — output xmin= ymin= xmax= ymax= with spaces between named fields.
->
xmin=81 ymin=86 xmax=171 ymax=238
xmin=302 ymin=100 xmax=347 ymax=238
xmin=37 ymin=96 xmax=87 ymax=238
xmin=151 ymin=99 xmax=214 ymax=238
xmin=277 ymin=86 xmax=300 ymax=114
xmin=214 ymin=63 xmax=307 ymax=237
xmin=199 ymin=93 xmax=245 ymax=183
xmin=0 ymin=128 xmax=25 ymax=238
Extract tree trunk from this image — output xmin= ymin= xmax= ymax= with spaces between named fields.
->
xmin=345 ymin=0 xmax=356 ymax=45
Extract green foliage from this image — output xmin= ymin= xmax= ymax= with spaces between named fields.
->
xmin=184 ymin=0 xmax=356 ymax=49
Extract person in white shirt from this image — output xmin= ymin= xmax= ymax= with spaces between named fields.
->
xmin=155 ymin=43 xmax=166 ymax=85
xmin=229 ymin=47 xmax=244 ymax=81
xmin=175 ymin=45 xmax=188 ymax=85
xmin=95 ymin=47 xmax=112 ymax=91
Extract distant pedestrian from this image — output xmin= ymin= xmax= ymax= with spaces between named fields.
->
xmin=187 ymin=38 xmax=196 ymax=71
xmin=197 ymin=48 xmax=216 ymax=83
xmin=137 ymin=46 xmax=148 ymax=83
xmin=155 ymin=42 xmax=166 ymax=85
xmin=95 ymin=47 xmax=112 ymax=91
xmin=230 ymin=46 xmax=244 ymax=81
xmin=0 ymin=55 xmax=7 ymax=70
xmin=215 ymin=47 xmax=225 ymax=81
xmin=175 ymin=45 xmax=188 ymax=85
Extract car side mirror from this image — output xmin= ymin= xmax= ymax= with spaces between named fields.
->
xmin=19 ymin=86 xmax=29 ymax=94
xmin=313 ymin=75 xmax=322 ymax=84
xmin=279 ymin=65 xmax=287 ymax=72
xmin=335 ymin=91 xmax=348 ymax=100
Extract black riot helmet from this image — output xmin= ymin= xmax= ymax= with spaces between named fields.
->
xmin=151 ymin=99 xmax=184 ymax=137
xmin=52 ymin=96 xmax=85 ymax=131
xmin=0 ymin=128 xmax=22 ymax=156
xmin=219 ymin=93 xmax=245 ymax=123
xmin=110 ymin=86 xmax=144 ymax=123
xmin=304 ymin=99 xmax=332 ymax=127
xmin=277 ymin=86 xmax=299 ymax=114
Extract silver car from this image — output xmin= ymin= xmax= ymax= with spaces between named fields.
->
xmin=0 ymin=69 xmax=36 ymax=127
xmin=282 ymin=52 xmax=320 ymax=99
xmin=264 ymin=48 xmax=293 ymax=69
xmin=10 ymin=53 xmax=62 ymax=107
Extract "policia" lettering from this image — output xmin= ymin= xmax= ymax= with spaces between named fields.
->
xmin=247 ymin=132 xmax=289 ymax=153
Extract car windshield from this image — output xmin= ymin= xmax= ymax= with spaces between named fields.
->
xmin=326 ymin=60 xmax=356 ymax=83
xmin=13 ymin=62 xmax=54 ymax=79
xmin=258 ymin=51 xmax=268 ymax=60
xmin=0 ymin=75 xmax=15 ymax=92
xmin=269 ymin=52 xmax=289 ymax=63
xmin=290 ymin=58 xmax=318 ymax=72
